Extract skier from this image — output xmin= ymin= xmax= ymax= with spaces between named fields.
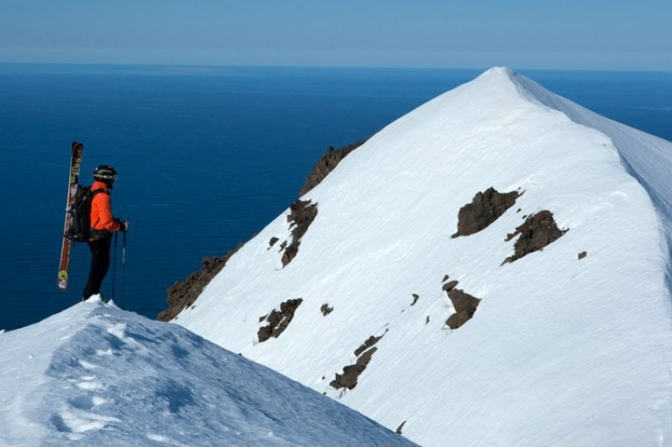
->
xmin=83 ymin=165 xmax=129 ymax=300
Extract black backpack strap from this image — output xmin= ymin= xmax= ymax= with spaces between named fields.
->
xmin=91 ymin=188 xmax=108 ymax=197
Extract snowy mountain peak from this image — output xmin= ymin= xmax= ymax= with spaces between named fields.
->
xmin=435 ymin=65 xmax=542 ymax=107
xmin=172 ymin=68 xmax=672 ymax=446
xmin=0 ymin=298 xmax=418 ymax=446
xmin=472 ymin=66 xmax=525 ymax=93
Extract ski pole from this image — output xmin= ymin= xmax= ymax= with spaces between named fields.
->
xmin=121 ymin=231 xmax=127 ymax=309
xmin=111 ymin=231 xmax=118 ymax=302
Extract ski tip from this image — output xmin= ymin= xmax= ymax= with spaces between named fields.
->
xmin=71 ymin=141 xmax=84 ymax=152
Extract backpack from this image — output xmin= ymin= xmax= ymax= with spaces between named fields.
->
xmin=66 ymin=185 xmax=107 ymax=242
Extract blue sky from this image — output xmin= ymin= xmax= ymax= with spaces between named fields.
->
xmin=0 ymin=0 xmax=670 ymax=70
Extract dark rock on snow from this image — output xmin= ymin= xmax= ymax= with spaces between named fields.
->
xmin=321 ymin=303 xmax=334 ymax=316
xmin=281 ymin=199 xmax=319 ymax=267
xmin=157 ymin=244 xmax=244 ymax=322
xmin=331 ymin=332 xmax=386 ymax=390
xmin=300 ymin=140 xmax=367 ymax=196
xmin=442 ymin=280 xmax=459 ymax=293
xmin=331 ymin=348 xmax=378 ymax=391
xmin=159 ymin=140 xmax=363 ymax=321
xmin=257 ymin=298 xmax=304 ymax=343
xmin=354 ymin=334 xmax=386 ymax=357
xmin=504 ymin=210 xmax=567 ymax=264
xmin=452 ymin=187 xmax=521 ymax=237
xmin=445 ymin=288 xmax=481 ymax=329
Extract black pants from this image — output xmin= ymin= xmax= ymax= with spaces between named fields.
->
xmin=83 ymin=237 xmax=111 ymax=299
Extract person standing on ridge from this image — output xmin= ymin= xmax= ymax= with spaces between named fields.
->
xmin=83 ymin=165 xmax=129 ymax=300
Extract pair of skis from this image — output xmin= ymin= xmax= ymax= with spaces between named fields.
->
xmin=57 ymin=141 xmax=84 ymax=291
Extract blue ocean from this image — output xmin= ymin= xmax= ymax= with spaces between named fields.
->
xmin=1 ymin=65 xmax=670 ymax=331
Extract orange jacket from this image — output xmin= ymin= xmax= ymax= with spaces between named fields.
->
xmin=90 ymin=181 xmax=121 ymax=233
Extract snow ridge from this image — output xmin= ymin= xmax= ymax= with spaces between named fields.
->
xmin=505 ymin=67 xmax=672 ymax=220
xmin=505 ymin=67 xmax=672 ymax=307
xmin=0 ymin=299 xmax=418 ymax=447
xmin=477 ymin=67 xmax=672 ymax=305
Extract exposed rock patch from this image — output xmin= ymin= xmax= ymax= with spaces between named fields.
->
xmin=158 ymin=244 xmax=244 ymax=322
xmin=300 ymin=140 xmax=367 ymax=196
xmin=280 ymin=199 xmax=318 ymax=267
xmin=445 ymin=288 xmax=481 ymax=329
xmin=503 ymin=210 xmax=568 ymax=264
xmin=452 ymin=187 xmax=521 ymax=237
xmin=396 ymin=421 xmax=407 ymax=435
xmin=442 ymin=280 xmax=459 ymax=293
xmin=257 ymin=298 xmax=304 ymax=343
xmin=411 ymin=294 xmax=419 ymax=306
xmin=354 ymin=334 xmax=385 ymax=357
xmin=441 ymin=277 xmax=480 ymax=329
xmin=578 ymin=251 xmax=587 ymax=260
xmin=331 ymin=332 xmax=386 ymax=390
xmin=321 ymin=303 xmax=334 ymax=316
xmin=160 ymin=137 xmax=363 ymax=322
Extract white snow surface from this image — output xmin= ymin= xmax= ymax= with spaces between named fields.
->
xmin=0 ymin=297 xmax=418 ymax=447
xmin=175 ymin=67 xmax=672 ymax=446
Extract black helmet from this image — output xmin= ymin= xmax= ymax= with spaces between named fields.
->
xmin=93 ymin=165 xmax=118 ymax=182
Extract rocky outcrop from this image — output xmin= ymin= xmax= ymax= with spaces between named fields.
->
xmin=281 ymin=199 xmax=318 ymax=267
xmin=257 ymin=298 xmax=303 ymax=343
xmin=445 ymin=289 xmax=481 ymax=329
xmin=157 ymin=244 xmax=243 ymax=322
xmin=300 ymin=140 xmax=366 ymax=196
xmin=320 ymin=304 xmax=334 ymax=316
xmin=503 ymin=210 xmax=567 ymax=264
xmin=159 ymin=137 xmax=363 ymax=321
xmin=452 ymin=187 xmax=521 ymax=237
xmin=443 ymin=278 xmax=481 ymax=329
xmin=442 ymin=280 xmax=459 ymax=293
xmin=331 ymin=332 xmax=386 ymax=390
xmin=354 ymin=334 xmax=385 ymax=357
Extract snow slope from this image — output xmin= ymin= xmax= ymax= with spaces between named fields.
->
xmin=175 ymin=67 xmax=672 ymax=446
xmin=0 ymin=297 xmax=418 ymax=447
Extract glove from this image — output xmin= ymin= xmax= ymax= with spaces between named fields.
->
xmin=117 ymin=219 xmax=129 ymax=232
